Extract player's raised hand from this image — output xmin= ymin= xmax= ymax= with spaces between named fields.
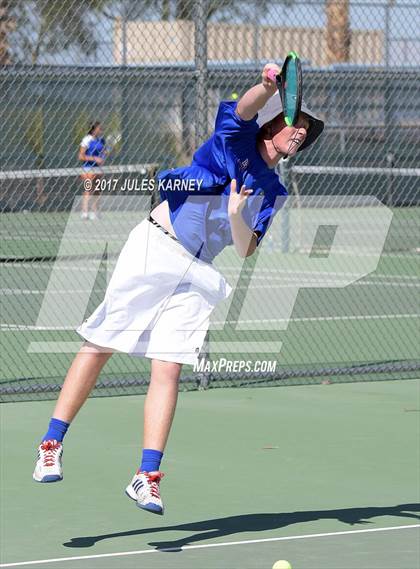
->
xmin=228 ymin=179 xmax=253 ymax=217
xmin=262 ymin=63 xmax=281 ymax=92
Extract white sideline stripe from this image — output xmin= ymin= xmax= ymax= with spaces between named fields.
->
xmin=219 ymin=267 xmax=420 ymax=281
xmin=212 ymin=313 xmax=420 ymax=326
xmin=1 ymin=313 xmax=419 ymax=331
xmin=0 ymin=236 xmax=126 ymax=243
xmin=0 ymin=524 xmax=418 ymax=568
xmin=1 ymin=289 xmax=95 ymax=296
xmin=2 ymin=280 xmax=420 ymax=297
xmin=232 ymin=281 xmax=420 ymax=289
xmin=3 ymin=262 xmax=418 ymax=282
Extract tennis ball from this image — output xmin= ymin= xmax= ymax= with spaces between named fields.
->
xmin=231 ymin=92 xmax=238 ymax=100
xmin=273 ymin=561 xmax=292 ymax=569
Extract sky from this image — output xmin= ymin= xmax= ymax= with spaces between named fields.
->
xmin=10 ymin=0 xmax=420 ymax=67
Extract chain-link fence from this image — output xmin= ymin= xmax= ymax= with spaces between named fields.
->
xmin=1 ymin=0 xmax=419 ymax=401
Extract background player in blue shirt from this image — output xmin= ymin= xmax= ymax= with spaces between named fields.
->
xmin=78 ymin=121 xmax=106 ymax=220
xmin=33 ymin=63 xmax=324 ymax=515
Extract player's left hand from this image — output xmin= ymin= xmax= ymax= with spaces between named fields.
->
xmin=228 ymin=179 xmax=253 ymax=217
xmin=262 ymin=63 xmax=281 ymax=92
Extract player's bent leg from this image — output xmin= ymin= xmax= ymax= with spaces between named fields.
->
xmin=126 ymin=359 xmax=182 ymax=514
xmin=33 ymin=342 xmax=112 ymax=483
xmin=143 ymin=359 xmax=182 ymax=450
xmin=52 ymin=342 xmax=112 ymax=423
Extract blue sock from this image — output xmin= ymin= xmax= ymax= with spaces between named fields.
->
xmin=42 ymin=418 xmax=70 ymax=443
xmin=140 ymin=448 xmax=163 ymax=472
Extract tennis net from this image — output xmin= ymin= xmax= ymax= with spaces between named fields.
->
xmin=1 ymin=164 xmax=419 ymax=401
xmin=0 ymin=164 xmax=158 ymax=262
xmin=280 ymin=163 xmax=420 ymax=255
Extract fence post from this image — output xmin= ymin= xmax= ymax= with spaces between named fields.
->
xmin=121 ymin=0 xmax=128 ymax=66
xmin=386 ymin=152 xmax=394 ymax=207
xmin=279 ymin=158 xmax=291 ymax=254
xmin=384 ymin=0 xmax=392 ymax=68
xmin=194 ymin=0 xmax=208 ymax=147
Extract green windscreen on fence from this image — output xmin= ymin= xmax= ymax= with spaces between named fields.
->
xmin=0 ymin=164 xmax=161 ymax=402
xmin=204 ymin=164 xmax=419 ymax=390
xmin=1 ymin=164 xmax=419 ymax=402
xmin=1 ymin=2 xmax=420 ymax=403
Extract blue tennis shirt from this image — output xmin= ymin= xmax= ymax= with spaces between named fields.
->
xmin=158 ymin=101 xmax=287 ymax=263
xmin=80 ymin=135 xmax=106 ymax=167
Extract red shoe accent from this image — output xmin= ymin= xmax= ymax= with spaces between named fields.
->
xmin=40 ymin=440 xmax=61 ymax=467
xmin=135 ymin=471 xmax=164 ymax=498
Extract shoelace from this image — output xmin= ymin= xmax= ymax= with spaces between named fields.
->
xmin=142 ymin=471 xmax=164 ymax=499
xmin=40 ymin=440 xmax=61 ymax=467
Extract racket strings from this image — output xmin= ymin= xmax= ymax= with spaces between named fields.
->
xmin=286 ymin=126 xmax=307 ymax=155
xmin=269 ymin=121 xmax=307 ymax=157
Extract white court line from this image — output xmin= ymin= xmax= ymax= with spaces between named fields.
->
xmin=2 ymin=279 xmax=419 ymax=297
xmin=2 ymin=313 xmax=419 ymax=331
xmin=3 ymin=258 xmax=418 ymax=276
xmin=211 ymin=313 xmax=420 ymax=326
xmin=0 ymin=524 xmax=418 ymax=568
xmin=219 ymin=267 xmax=420 ymax=281
xmin=0 ymin=235 xmax=127 ymax=242
xmin=0 ymin=289 xmax=94 ymax=296
xmin=232 ymin=281 xmax=420 ymax=289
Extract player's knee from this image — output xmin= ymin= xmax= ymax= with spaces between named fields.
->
xmin=151 ymin=359 xmax=182 ymax=382
xmin=80 ymin=341 xmax=113 ymax=358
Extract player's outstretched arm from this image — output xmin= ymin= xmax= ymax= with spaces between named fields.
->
xmin=228 ymin=179 xmax=258 ymax=258
xmin=236 ymin=63 xmax=281 ymax=121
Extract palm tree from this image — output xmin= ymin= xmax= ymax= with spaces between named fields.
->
xmin=1 ymin=0 xmax=111 ymax=64
xmin=326 ymin=0 xmax=350 ymax=64
xmin=0 ymin=0 xmax=15 ymax=64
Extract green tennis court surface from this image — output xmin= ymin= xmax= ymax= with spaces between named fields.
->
xmin=1 ymin=380 xmax=419 ymax=568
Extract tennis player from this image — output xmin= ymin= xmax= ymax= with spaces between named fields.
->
xmin=33 ymin=64 xmax=324 ymax=515
xmin=79 ymin=121 xmax=106 ymax=220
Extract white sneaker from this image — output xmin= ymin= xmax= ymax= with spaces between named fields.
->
xmin=33 ymin=440 xmax=63 ymax=483
xmin=125 ymin=470 xmax=164 ymax=515
xmin=81 ymin=212 xmax=88 ymax=220
xmin=88 ymin=212 xmax=98 ymax=220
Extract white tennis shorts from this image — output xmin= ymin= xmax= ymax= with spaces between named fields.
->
xmin=77 ymin=219 xmax=232 ymax=365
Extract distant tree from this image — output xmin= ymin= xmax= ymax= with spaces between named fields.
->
xmin=0 ymin=0 xmax=16 ymax=64
xmin=132 ymin=0 xmax=271 ymax=22
xmin=2 ymin=0 xmax=111 ymax=64
xmin=326 ymin=0 xmax=350 ymax=64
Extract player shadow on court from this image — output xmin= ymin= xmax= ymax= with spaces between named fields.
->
xmin=63 ymin=503 xmax=420 ymax=550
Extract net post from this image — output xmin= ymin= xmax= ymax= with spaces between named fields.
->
xmin=197 ymin=333 xmax=211 ymax=390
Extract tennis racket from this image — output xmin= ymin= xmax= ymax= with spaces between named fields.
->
xmin=102 ymin=132 xmax=122 ymax=158
xmin=267 ymin=51 xmax=302 ymax=127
